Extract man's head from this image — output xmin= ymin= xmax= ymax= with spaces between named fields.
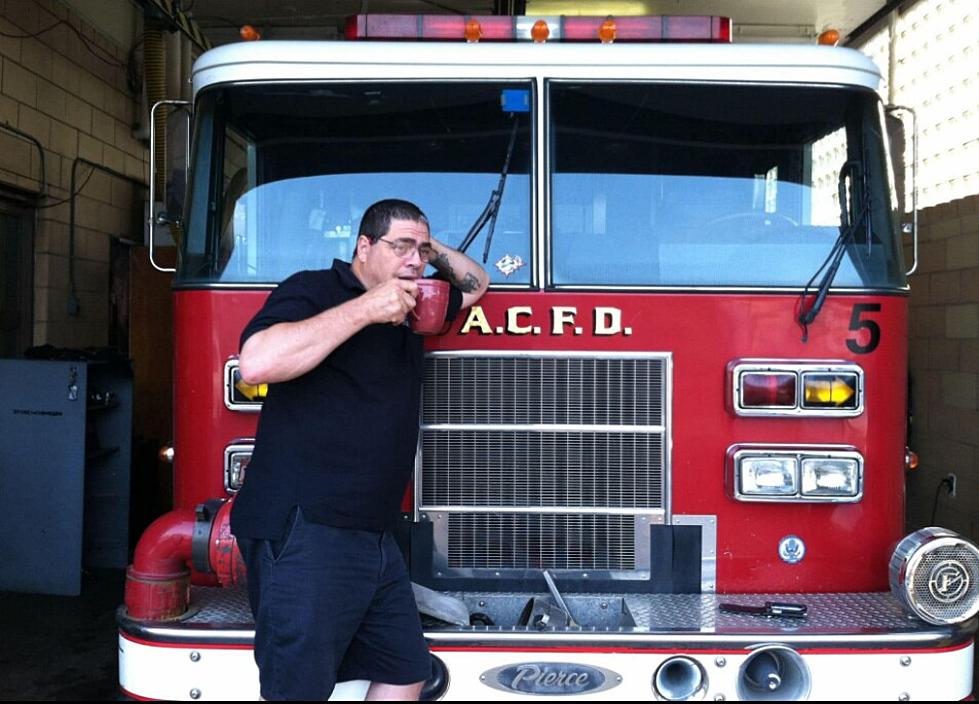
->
xmin=352 ymin=199 xmax=432 ymax=287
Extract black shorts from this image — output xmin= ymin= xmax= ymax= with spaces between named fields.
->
xmin=239 ymin=508 xmax=432 ymax=700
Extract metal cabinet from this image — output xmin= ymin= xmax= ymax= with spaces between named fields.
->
xmin=0 ymin=359 xmax=132 ymax=595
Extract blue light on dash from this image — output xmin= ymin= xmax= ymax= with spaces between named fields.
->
xmin=500 ymin=89 xmax=530 ymax=112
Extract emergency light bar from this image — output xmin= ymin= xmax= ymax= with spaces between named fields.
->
xmin=344 ymin=15 xmax=732 ymax=43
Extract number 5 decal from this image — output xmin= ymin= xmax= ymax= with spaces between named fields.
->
xmin=847 ymin=303 xmax=881 ymax=354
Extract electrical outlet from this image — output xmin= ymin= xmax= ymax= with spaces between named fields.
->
xmin=946 ymin=472 xmax=957 ymax=498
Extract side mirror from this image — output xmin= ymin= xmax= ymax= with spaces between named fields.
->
xmin=884 ymin=111 xmax=907 ymax=216
xmin=148 ymin=99 xmax=191 ymax=273
xmin=885 ymin=104 xmax=918 ymax=276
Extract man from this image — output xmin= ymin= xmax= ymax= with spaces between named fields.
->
xmin=231 ymin=199 xmax=488 ymax=700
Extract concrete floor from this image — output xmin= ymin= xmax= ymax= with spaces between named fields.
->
xmin=0 ymin=569 xmax=123 ymax=701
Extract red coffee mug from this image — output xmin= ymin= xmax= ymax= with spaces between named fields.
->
xmin=410 ymin=278 xmax=450 ymax=335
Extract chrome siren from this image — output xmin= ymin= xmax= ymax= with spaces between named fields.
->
xmin=889 ymin=527 xmax=979 ymax=625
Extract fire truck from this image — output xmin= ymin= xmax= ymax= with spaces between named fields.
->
xmin=119 ymin=13 xmax=979 ymax=700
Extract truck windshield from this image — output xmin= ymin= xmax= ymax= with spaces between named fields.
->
xmin=550 ymin=82 xmax=905 ymax=289
xmin=179 ymin=82 xmax=533 ymax=285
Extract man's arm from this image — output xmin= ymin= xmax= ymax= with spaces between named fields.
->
xmin=239 ymin=278 xmax=418 ymax=385
xmin=426 ymin=238 xmax=490 ymax=309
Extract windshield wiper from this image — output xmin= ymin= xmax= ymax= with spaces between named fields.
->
xmin=458 ymin=115 xmax=520 ymax=263
xmin=797 ymin=160 xmax=868 ymax=342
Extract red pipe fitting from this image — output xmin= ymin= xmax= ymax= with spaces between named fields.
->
xmin=124 ymin=507 xmax=196 ymax=621
xmin=208 ymin=499 xmax=247 ymax=588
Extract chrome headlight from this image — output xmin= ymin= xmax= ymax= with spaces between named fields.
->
xmin=730 ymin=446 xmax=862 ymax=502
xmin=889 ymin=527 xmax=979 ymax=625
xmin=224 ymin=442 xmax=253 ymax=493
xmin=800 ymin=457 xmax=860 ymax=498
xmin=739 ymin=456 xmax=798 ymax=496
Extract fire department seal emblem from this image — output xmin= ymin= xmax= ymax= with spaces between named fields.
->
xmin=928 ymin=560 xmax=970 ymax=603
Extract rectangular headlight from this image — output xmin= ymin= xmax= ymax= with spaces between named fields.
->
xmin=729 ymin=446 xmax=863 ymax=502
xmin=739 ymin=456 xmax=798 ymax=496
xmin=801 ymin=456 xmax=861 ymax=497
xmin=224 ymin=443 xmax=253 ymax=493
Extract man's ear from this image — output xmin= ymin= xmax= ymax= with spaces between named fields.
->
xmin=355 ymin=234 xmax=371 ymax=261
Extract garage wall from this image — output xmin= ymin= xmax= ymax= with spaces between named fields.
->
xmin=906 ymin=194 xmax=979 ymax=537
xmin=0 ymin=0 xmax=146 ymax=350
xmin=853 ymin=0 xmax=979 ymax=544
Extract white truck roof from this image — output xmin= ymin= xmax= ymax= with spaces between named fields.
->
xmin=192 ymin=40 xmax=882 ymax=94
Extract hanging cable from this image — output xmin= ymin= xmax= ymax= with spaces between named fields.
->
xmin=0 ymin=19 xmax=125 ymax=67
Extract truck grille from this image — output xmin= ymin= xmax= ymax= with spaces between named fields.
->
xmin=420 ymin=352 xmax=669 ymax=576
xmin=421 ymin=430 xmax=663 ymax=508
xmin=447 ymin=513 xmax=636 ymax=570
xmin=423 ymin=355 xmax=663 ymax=426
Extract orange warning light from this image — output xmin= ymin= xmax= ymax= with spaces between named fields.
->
xmin=240 ymin=24 xmax=262 ymax=41
xmin=818 ymin=28 xmax=840 ymax=46
xmin=531 ymin=19 xmax=550 ymax=43
xmin=598 ymin=17 xmax=617 ymax=44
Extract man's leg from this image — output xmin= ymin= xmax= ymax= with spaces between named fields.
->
xmin=339 ymin=532 xmax=433 ymax=699
xmin=365 ymin=681 xmax=424 ymax=701
xmin=245 ymin=509 xmax=377 ymax=700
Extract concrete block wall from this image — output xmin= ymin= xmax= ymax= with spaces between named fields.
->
xmin=906 ymin=194 xmax=979 ymax=539
xmin=0 ymin=0 xmax=144 ymax=349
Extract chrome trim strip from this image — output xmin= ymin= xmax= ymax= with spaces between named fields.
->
xmin=664 ymin=354 xmax=673 ymax=522
xmin=546 ymin=284 xmax=910 ymax=294
xmin=419 ymin=506 xmax=667 ymax=517
xmin=118 ymin=622 xmax=969 ymax=651
xmin=536 ymin=76 xmax=546 ymax=289
xmin=171 ymin=282 xmax=908 ymax=294
xmin=175 ymin=282 xmax=280 ymax=290
xmin=422 ymin=423 xmax=665 ymax=433
xmin=119 ymin=626 xmax=258 ymax=645
xmin=425 ymin=350 xmax=671 ymax=360
xmin=729 ymin=360 xmax=865 ymax=418
xmin=673 ymin=515 xmax=717 ymax=593
xmin=423 ymin=629 xmax=972 ymax=649
xmin=172 ymin=282 xmax=539 ymax=290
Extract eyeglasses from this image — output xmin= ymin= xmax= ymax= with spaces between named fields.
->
xmin=375 ymin=236 xmax=433 ymax=259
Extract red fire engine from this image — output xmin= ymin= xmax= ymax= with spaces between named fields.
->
xmin=119 ymin=14 xmax=979 ymax=700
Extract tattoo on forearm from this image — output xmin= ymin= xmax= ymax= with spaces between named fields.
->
xmin=432 ymin=253 xmax=481 ymax=293
xmin=432 ymin=253 xmax=454 ymax=276
xmin=459 ymin=272 xmax=481 ymax=293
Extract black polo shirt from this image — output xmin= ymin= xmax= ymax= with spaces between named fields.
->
xmin=229 ymin=259 xmax=462 ymax=538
